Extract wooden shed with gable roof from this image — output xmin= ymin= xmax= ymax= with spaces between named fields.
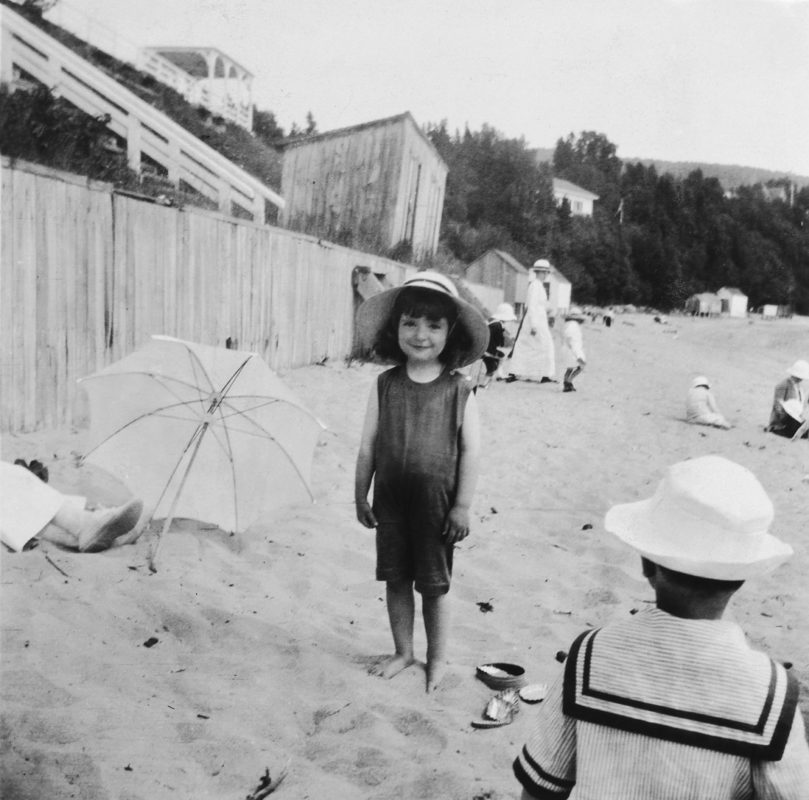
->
xmin=465 ymin=249 xmax=529 ymax=312
xmin=279 ymin=112 xmax=447 ymax=258
xmin=465 ymin=249 xmax=571 ymax=316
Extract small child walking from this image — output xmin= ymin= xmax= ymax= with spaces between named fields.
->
xmin=561 ymin=307 xmax=587 ymax=392
xmin=354 ymin=271 xmax=489 ymax=692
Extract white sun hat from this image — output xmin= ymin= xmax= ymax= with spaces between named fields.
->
xmin=604 ymin=455 xmax=793 ymax=580
xmin=492 ymin=302 xmax=517 ymax=323
xmin=787 ymin=359 xmax=809 ymax=380
xmin=355 ymin=270 xmax=489 ymax=367
xmin=691 ymin=375 xmax=710 ymax=389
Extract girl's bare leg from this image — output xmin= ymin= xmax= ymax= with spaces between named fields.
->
xmin=369 ymin=579 xmax=416 ymax=679
xmin=423 ymin=592 xmax=449 ymax=692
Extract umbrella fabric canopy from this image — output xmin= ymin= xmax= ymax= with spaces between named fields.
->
xmin=79 ymin=336 xmax=324 ymax=537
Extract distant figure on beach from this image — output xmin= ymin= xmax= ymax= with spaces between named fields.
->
xmin=514 ymin=456 xmax=809 ymax=799
xmin=480 ymin=302 xmax=517 ymax=388
xmin=686 ymin=375 xmax=732 ymax=429
xmin=354 ymin=271 xmax=488 ymax=692
xmin=561 ymin=307 xmax=586 ymax=393
xmin=507 ymin=260 xmax=556 ymax=384
xmin=767 ymin=359 xmax=809 ymax=439
xmin=1 ymin=460 xmax=143 ymax=553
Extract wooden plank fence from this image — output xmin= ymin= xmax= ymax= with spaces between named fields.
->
xmin=1 ymin=158 xmax=410 ymax=432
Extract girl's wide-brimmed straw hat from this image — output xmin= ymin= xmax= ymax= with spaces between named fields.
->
xmin=691 ymin=375 xmax=710 ymax=388
xmin=565 ymin=306 xmax=586 ymax=322
xmin=604 ymin=455 xmax=793 ymax=581
xmin=787 ymin=359 xmax=809 ymax=380
xmin=356 ymin=270 xmax=489 ymax=367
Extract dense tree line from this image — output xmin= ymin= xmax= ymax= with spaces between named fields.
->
xmin=426 ymin=123 xmax=809 ymax=313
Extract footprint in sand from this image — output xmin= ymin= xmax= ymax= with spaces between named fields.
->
xmin=390 ymin=709 xmax=448 ymax=751
xmin=2 ymin=669 xmax=74 ymax=709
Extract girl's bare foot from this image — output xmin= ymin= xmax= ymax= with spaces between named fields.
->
xmin=368 ymin=654 xmax=415 ymax=679
xmin=425 ymin=660 xmax=447 ymax=693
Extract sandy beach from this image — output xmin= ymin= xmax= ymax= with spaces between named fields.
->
xmin=2 ymin=312 xmax=808 ymax=800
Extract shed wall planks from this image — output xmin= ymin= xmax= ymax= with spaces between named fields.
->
xmin=1 ymin=159 xmax=408 ymax=432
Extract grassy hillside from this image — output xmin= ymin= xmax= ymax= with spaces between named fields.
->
xmin=1 ymin=0 xmax=282 ymax=191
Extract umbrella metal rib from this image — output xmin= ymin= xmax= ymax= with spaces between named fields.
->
xmin=148 ymin=357 xmax=251 ymax=571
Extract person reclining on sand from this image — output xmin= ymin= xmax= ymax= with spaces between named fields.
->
xmin=1 ymin=460 xmax=143 ymax=553
xmin=514 ymin=455 xmax=809 ymax=799
xmin=767 ymin=359 xmax=809 ymax=439
xmin=685 ymin=375 xmax=731 ymax=429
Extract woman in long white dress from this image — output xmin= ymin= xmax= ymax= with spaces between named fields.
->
xmin=507 ymin=263 xmax=556 ymax=383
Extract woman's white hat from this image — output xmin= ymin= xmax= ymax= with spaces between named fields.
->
xmin=780 ymin=398 xmax=805 ymax=422
xmin=604 ymin=455 xmax=792 ymax=580
xmin=691 ymin=375 xmax=710 ymax=389
xmin=566 ymin=306 xmax=586 ymax=322
xmin=492 ymin=302 xmax=517 ymax=323
xmin=532 ymin=259 xmax=551 ymax=274
xmin=787 ymin=359 xmax=809 ymax=380
xmin=355 ymin=270 xmax=489 ymax=367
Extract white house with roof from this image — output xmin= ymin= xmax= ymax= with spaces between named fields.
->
xmin=139 ymin=46 xmax=254 ymax=130
xmin=717 ymin=287 xmax=748 ymax=317
xmin=552 ymin=178 xmax=599 ymax=217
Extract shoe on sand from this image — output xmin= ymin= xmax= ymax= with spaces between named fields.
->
xmin=79 ymin=499 xmax=144 ymax=552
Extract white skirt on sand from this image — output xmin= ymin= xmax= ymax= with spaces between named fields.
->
xmin=0 ymin=462 xmax=85 ymax=551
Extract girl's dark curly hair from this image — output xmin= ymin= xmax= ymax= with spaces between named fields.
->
xmin=373 ymin=287 xmax=473 ymax=369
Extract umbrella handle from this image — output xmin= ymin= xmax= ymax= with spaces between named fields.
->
xmin=148 ymin=422 xmax=209 ymax=572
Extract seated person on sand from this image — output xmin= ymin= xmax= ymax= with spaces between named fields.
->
xmin=1 ymin=460 xmax=143 ymax=553
xmin=514 ymin=455 xmax=809 ymax=799
xmin=480 ymin=302 xmax=517 ymax=388
xmin=685 ymin=375 xmax=731 ymax=429
xmin=767 ymin=359 xmax=809 ymax=439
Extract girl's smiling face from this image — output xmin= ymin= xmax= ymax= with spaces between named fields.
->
xmin=397 ymin=313 xmax=449 ymax=364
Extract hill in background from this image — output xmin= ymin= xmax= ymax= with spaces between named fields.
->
xmin=533 ymin=146 xmax=808 ymax=190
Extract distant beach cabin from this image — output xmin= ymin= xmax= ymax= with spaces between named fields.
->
xmin=717 ymin=287 xmax=748 ymax=317
xmin=552 ymin=178 xmax=599 ymax=217
xmin=279 ymin=112 xmax=448 ymax=258
xmin=685 ymin=292 xmax=722 ymax=317
xmin=465 ymin=249 xmax=571 ymax=316
xmin=464 ymin=250 xmax=528 ymax=312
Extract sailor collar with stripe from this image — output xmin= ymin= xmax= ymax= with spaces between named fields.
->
xmin=563 ymin=608 xmax=798 ymax=760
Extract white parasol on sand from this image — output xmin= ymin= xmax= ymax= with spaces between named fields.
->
xmin=79 ymin=335 xmax=325 ymax=570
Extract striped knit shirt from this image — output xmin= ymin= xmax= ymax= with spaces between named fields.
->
xmin=514 ymin=608 xmax=809 ymax=799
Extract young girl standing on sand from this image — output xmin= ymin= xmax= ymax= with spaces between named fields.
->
xmin=354 ymin=271 xmax=489 ymax=693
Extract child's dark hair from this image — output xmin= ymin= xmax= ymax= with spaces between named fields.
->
xmin=641 ymin=557 xmax=744 ymax=594
xmin=373 ymin=287 xmax=473 ymax=368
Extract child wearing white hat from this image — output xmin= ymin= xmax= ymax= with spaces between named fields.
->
xmin=685 ymin=375 xmax=732 ymax=429
xmin=481 ymin=302 xmax=517 ymax=388
xmin=561 ymin=307 xmax=586 ymax=393
xmin=514 ymin=456 xmax=809 ymax=798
